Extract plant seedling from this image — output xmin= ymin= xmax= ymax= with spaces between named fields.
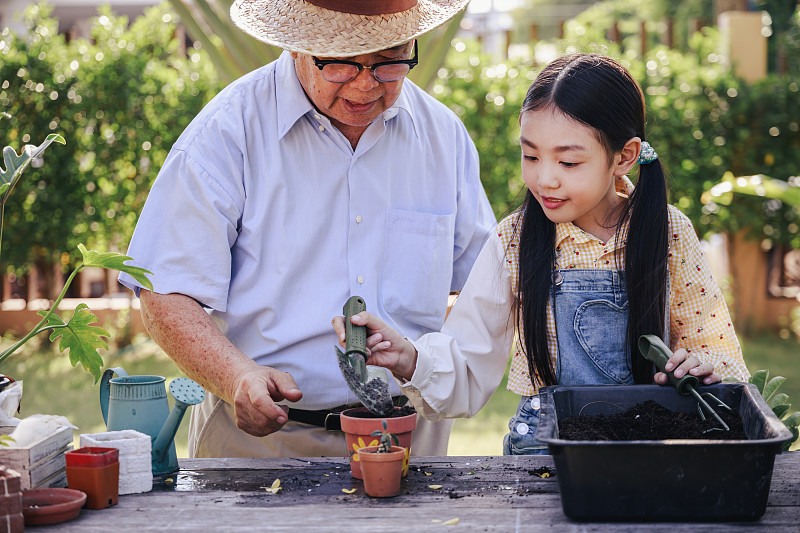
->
xmin=371 ymin=419 xmax=400 ymax=453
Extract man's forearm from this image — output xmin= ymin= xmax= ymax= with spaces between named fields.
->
xmin=139 ymin=290 xmax=259 ymax=404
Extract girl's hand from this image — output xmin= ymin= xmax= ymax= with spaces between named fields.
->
xmin=653 ymin=347 xmax=721 ymax=386
xmin=332 ymin=311 xmax=418 ymax=381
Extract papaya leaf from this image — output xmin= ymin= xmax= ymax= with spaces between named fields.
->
xmin=762 ymin=376 xmax=786 ymax=404
xmin=749 ymin=369 xmax=768 ymax=394
xmin=772 ymin=403 xmax=791 ymax=420
xmin=40 ymin=303 xmax=109 ymax=383
xmin=0 ymin=134 xmax=66 ymax=204
xmin=78 ymin=244 xmax=154 ymax=291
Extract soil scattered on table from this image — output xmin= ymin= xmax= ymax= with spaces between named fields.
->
xmin=558 ymin=400 xmax=746 ymax=441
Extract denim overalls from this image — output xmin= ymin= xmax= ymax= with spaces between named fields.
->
xmin=503 ymin=268 xmax=635 ymax=455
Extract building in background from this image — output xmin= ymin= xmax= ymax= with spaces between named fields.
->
xmin=0 ymin=0 xmax=159 ymax=38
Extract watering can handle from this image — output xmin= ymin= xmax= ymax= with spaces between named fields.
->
xmin=100 ymin=367 xmax=129 ymax=426
xmin=638 ymin=335 xmax=699 ymax=396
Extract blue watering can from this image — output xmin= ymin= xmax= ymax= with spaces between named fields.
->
xmin=100 ymin=367 xmax=205 ymax=476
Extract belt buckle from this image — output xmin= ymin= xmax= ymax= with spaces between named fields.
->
xmin=324 ymin=412 xmax=342 ymax=431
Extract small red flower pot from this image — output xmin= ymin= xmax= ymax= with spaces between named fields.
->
xmin=65 ymin=447 xmax=119 ymax=510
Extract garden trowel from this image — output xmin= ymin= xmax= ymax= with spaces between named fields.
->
xmin=639 ymin=334 xmax=733 ymax=432
xmin=335 ymin=296 xmax=394 ymax=416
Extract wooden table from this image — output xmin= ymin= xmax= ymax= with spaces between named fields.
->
xmin=35 ymin=453 xmax=800 ymax=531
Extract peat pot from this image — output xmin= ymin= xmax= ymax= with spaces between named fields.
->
xmin=536 ymin=383 xmax=793 ymax=522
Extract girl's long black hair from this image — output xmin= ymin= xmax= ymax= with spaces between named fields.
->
xmin=515 ymin=53 xmax=669 ymax=388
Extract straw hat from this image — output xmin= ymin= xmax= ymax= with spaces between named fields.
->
xmin=230 ymin=0 xmax=471 ymax=57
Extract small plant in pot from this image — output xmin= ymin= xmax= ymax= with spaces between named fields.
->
xmin=356 ymin=420 xmax=405 ymax=498
xmin=340 ymin=404 xmax=416 ymax=479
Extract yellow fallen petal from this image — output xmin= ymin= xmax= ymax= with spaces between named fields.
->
xmin=428 ymin=485 xmax=443 ymax=490
xmin=271 ymin=479 xmax=281 ymax=489
xmin=324 ymin=474 xmax=329 ymax=477
xmin=342 ymin=488 xmax=357 ymax=494
xmin=541 ymin=472 xmax=550 ymax=478
xmin=424 ymin=472 xmax=433 ymax=476
xmin=431 ymin=519 xmax=442 ymax=523
xmin=443 ymin=518 xmax=459 ymax=525
xmin=164 ymin=478 xmax=174 ymax=485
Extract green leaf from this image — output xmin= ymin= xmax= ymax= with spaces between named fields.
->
xmin=762 ymin=376 xmax=786 ymax=404
xmin=78 ymin=244 xmax=154 ymax=291
xmin=783 ymin=412 xmax=800 ymax=429
xmin=784 ymin=428 xmax=799 ymax=452
xmin=769 ymin=393 xmax=789 ymax=410
xmin=772 ymin=403 xmax=791 ymax=420
xmin=40 ymin=303 xmax=110 ymax=383
xmin=749 ymin=370 xmax=769 ymax=394
xmin=0 ymin=134 xmax=66 ymax=204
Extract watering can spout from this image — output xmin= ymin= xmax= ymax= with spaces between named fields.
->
xmin=153 ymin=378 xmax=206 ymax=464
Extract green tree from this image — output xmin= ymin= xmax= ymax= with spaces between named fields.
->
xmin=0 ymin=3 xmax=218 ymax=294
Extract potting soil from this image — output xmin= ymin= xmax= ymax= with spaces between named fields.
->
xmin=558 ymin=399 xmax=747 ymax=440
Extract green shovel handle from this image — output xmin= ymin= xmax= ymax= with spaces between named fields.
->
xmin=343 ymin=296 xmax=367 ymax=360
xmin=638 ymin=334 xmax=699 ymax=396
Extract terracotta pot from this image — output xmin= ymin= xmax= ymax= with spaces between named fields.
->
xmin=65 ymin=447 xmax=120 ymax=510
xmin=21 ymin=488 xmax=86 ymax=526
xmin=357 ymin=446 xmax=405 ymax=498
xmin=340 ymin=407 xmax=416 ymax=479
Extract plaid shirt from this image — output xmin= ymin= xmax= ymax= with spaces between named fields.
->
xmin=500 ymin=178 xmax=749 ymax=396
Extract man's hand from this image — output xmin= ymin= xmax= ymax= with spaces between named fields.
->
xmin=231 ymin=367 xmax=303 ymax=437
xmin=140 ymin=290 xmax=304 ymax=438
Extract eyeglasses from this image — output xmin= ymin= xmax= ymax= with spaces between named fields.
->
xmin=313 ymin=42 xmax=418 ymax=83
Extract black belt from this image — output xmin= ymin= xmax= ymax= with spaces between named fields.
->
xmin=287 ymin=397 xmax=407 ymax=431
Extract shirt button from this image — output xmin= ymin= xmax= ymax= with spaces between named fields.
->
xmin=314 ymin=114 xmax=322 ymax=119
xmin=318 ymin=125 xmax=325 ymax=132
xmin=357 ymin=275 xmax=364 ymax=284
xmin=515 ymin=423 xmax=529 ymax=435
xmin=355 ymin=215 xmax=362 ymax=223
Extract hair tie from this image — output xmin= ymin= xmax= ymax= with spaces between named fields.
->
xmin=638 ymin=141 xmax=658 ymax=165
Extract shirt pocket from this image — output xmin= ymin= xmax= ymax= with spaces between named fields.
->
xmin=381 ymin=208 xmax=455 ymax=330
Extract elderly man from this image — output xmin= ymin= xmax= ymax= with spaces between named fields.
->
xmin=119 ymin=0 xmax=494 ymax=459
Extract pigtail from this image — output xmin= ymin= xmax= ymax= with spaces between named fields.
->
xmin=624 ymin=157 xmax=669 ymax=383
xmin=516 ymin=191 xmax=558 ymax=388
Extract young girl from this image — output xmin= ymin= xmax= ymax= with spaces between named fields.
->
xmin=334 ymin=53 xmax=750 ymax=455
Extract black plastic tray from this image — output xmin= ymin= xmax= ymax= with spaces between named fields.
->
xmin=536 ymin=383 xmax=793 ymax=522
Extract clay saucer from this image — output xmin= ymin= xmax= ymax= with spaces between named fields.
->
xmin=22 ymin=488 xmax=87 ymax=526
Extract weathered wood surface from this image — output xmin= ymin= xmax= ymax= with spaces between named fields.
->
xmin=30 ymin=453 xmax=800 ymax=532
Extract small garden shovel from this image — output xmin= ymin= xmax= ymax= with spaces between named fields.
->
xmin=639 ymin=334 xmax=734 ymax=433
xmin=335 ymin=296 xmax=395 ymax=416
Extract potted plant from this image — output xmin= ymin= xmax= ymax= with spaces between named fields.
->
xmin=356 ymin=420 xmax=405 ymax=498
xmin=0 ymin=119 xmax=153 ymax=383
xmin=340 ymin=405 xmax=416 ymax=479
xmin=536 ymin=382 xmax=793 ymax=522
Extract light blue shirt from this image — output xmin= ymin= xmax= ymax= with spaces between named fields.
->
xmin=120 ymin=52 xmax=495 ymax=410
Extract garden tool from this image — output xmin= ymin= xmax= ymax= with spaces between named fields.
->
xmin=100 ymin=368 xmax=206 ymax=475
xmin=335 ymin=296 xmax=395 ymax=416
xmin=638 ymin=334 xmax=734 ymax=433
